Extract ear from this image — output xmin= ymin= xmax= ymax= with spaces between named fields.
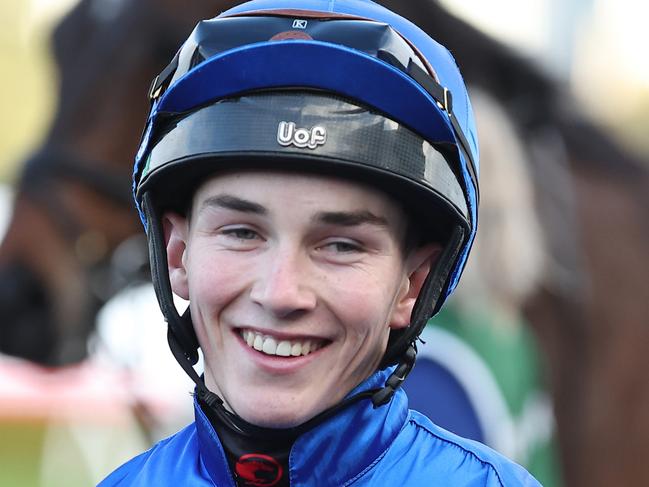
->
xmin=389 ymin=243 xmax=442 ymax=329
xmin=163 ymin=212 xmax=190 ymax=300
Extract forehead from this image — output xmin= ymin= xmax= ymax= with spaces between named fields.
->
xmin=192 ymin=169 xmax=407 ymax=220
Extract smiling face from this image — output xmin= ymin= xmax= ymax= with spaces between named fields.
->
xmin=165 ymin=170 xmax=438 ymax=428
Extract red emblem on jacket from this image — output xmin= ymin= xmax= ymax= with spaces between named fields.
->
xmin=235 ymin=453 xmax=283 ymax=486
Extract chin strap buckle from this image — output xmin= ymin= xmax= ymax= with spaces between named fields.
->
xmin=371 ymin=344 xmax=417 ymax=407
xmin=197 ymin=387 xmax=223 ymax=409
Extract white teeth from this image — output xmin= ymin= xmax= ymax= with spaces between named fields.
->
xmin=240 ymin=330 xmax=323 ymax=357
xmin=262 ymin=337 xmax=277 ymax=355
xmin=276 ymin=341 xmax=292 ymax=357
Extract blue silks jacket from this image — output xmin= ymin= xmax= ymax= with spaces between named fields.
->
xmin=99 ymin=369 xmax=540 ymax=486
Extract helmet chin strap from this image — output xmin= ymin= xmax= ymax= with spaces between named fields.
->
xmin=372 ymin=225 xmax=465 ymax=407
xmin=143 ymin=191 xmax=465 ymax=434
xmin=143 ymin=193 xmax=200 ymax=364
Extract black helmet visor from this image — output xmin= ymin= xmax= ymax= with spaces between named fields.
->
xmin=139 ymin=91 xmax=468 ymax=234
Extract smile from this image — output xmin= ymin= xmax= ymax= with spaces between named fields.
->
xmin=240 ymin=329 xmax=326 ymax=357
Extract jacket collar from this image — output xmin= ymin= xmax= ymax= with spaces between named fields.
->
xmin=194 ymin=367 xmax=409 ymax=486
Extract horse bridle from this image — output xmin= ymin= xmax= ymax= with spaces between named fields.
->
xmin=18 ymin=146 xmax=147 ymax=300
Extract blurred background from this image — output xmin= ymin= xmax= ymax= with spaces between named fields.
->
xmin=0 ymin=0 xmax=647 ymax=486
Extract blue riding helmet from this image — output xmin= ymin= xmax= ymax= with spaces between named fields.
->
xmin=133 ymin=0 xmax=479 ymax=417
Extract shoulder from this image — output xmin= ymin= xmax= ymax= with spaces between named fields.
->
xmin=98 ymin=423 xmax=205 ymax=486
xmin=358 ymin=410 xmax=541 ymax=486
xmin=403 ymin=410 xmax=541 ymax=486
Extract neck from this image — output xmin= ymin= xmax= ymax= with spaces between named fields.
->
xmin=193 ymin=368 xmax=408 ymax=486
xmin=199 ymin=396 xmax=296 ymax=487
xmin=196 ymin=373 xmax=382 ymax=485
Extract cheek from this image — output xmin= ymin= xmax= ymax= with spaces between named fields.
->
xmin=329 ymin=269 xmax=403 ymax=336
xmin=185 ymin=248 xmax=251 ymax=312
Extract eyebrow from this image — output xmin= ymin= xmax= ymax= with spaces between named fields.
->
xmin=314 ymin=210 xmax=389 ymax=228
xmin=199 ymin=194 xmax=267 ymax=215
xmin=198 ymin=194 xmax=388 ymax=227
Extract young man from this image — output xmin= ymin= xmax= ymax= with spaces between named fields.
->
xmin=101 ymin=0 xmax=541 ymax=485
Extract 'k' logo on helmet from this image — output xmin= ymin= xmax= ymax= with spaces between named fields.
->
xmin=277 ymin=121 xmax=327 ymax=149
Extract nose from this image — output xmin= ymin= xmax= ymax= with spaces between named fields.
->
xmin=250 ymin=246 xmax=316 ymax=318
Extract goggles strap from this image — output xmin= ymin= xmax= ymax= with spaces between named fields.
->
xmin=149 ymin=49 xmax=180 ymax=100
xmin=377 ymin=49 xmax=479 ymax=202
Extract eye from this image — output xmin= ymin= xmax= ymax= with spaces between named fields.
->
xmin=221 ymin=227 xmax=259 ymax=240
xmin=214 ymin=226 xmax=264 ymax=251
xmin=318 ymin=239 xmax=363 ymax=254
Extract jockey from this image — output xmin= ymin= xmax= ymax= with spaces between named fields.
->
xmin=100 ymin=0 xmax=540 ymax=485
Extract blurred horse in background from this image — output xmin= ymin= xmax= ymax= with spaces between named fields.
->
xmin=0 ymin=2 xmax=228 ymax=483
xmin=0 ymin=0 xmax=647 ymax=486
xmin=0 ymin=0 xmax=228 ymax=365
xmin=383 ymin=2 xmax=649 ymax=486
